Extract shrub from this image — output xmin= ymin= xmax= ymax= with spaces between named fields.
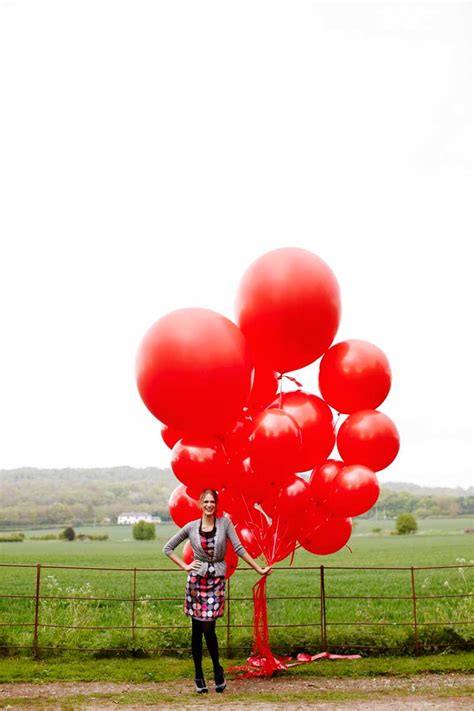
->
xmin=396 ymin=513 xmax=417 ymax=535
xmin=59 ymin=526 xmax=76 ymax=541
xmin=372 ymin=527 xmax=382 ymax=534
xmin=0 ymin=533 xmax=24 ymax=543
xmin=29 ymin=533 xmax=58 ymax=540
xmin=132 ymin=520 xmax=156 ymax=541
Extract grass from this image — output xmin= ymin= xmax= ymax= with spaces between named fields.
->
xmin=0 ymin=519 xmax=473 ymax=657
xmin=0 ymin=655 xmax=473 ymax=708
xmin=0 ymin=652 xmax=473 ymax=683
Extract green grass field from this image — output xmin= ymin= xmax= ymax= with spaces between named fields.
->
xmin=0 ymin=519 xmax=473 ymax=657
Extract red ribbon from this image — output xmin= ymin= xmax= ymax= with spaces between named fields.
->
xmin=228 ymin=504 xmax=360 ymax=677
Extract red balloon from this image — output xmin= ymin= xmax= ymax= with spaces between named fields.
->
xmin=168 ymin=484 xmax=201 ymax=528
xmin=337 ymin=410 xmax=400 ymax=472
xmin=266 ymin=525 xmax=298 ymax=563
xmin=249 ymin=408 xmax=302 ymax=477
xmin=234 ymin=524 xmax=264 ymax=559
xmin=267 ymin=475 xmax=310 ymax=524
xmin=235 ymin=248 xmax=341 ymax=373
xmin=224 ymin=538 xmax=238 ymax=579
xmin=183 ymin=538 xmax=238 ymax=579
xmin=219 ymin=485 xmax=248 ymax=521
xmin=309 ymin=459 xmax=344 ymax=505
xmin=247 ymin=367 xmax=279 ymax=411
xmin=171 ymin=437 xmax=228 ymax=496
xmin=299 ymin=516 xmax=352 ymax=555
xmin=295 ymin=503 xmax=330 ymax=545
xmin=182 ymin=540 xmax=194 ymax=565
xmin=223 ymin=414 xmax=254 ymax=460
xmin=325 ymin=465 xmax=380 ymax=517
xmin=136 ymin=308 xmax=253 ymax=436
xmin=319 ymin=339 xmax=392 ymax=414
xmin=228 ymin=458 xmax=273 ymax=505
xmin=161 ymin=424 xmax=184 ymax=450
xmin=271 ymin=391 xmax=335 ymax=472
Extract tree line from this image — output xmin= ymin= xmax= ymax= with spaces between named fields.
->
xmin=0 ymin=467 xmax=472 ymax=528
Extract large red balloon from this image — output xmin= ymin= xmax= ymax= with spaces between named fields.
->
xmin=337 ymin=410 xmax=400 ymax=472
xmin=160 ymin=424 xmax=184 ymax=450
xmin=266 ymin=475 xmax=310 ymax=523
xmin=235 ymin=248 xmax=341 ymax=373
xmin=299 ymin=516 xmax=352 ymax=555
xmin=171 ymin=438 xmax=228 ymax=497
xmin=249 ymin=408 xmax=302 ymax=477
xmin=247 ymin=367 xmax=279 ymax=411
xmin=271 ymin=391 xmax=335 ymax=472
xmin=182 ymin=540 xmax=194 ymax=565
xmin=234 ymin=524 xmax=264 ymax=559
xmin=309 ymin=459 xmax=344 ymax=505
xmin=229 ymin=458 xmax=273 ymax=506
xmin=182 ymin=538 xmax=238 ymax=579
xmin=224 ymin=539 xmax=239 ymax=579
xmin=219 ymin=485 xmax=249 ymax=521
xmin=168 ymin=484 xmax=201 ymax=528
xmin=319 ymin=340 xmax=392 ymax=414
xmin=325 ymin=465 xmax=380 ymax=517
xmin=265 ymin=522 xmax=298 ymax=563
xmin=223 ymin=414 xmax=254 ymax=460
xmin=136 ymin=308 xmax=253 ymax=436
xmin=295 ymin=503 xmax=330 ymax=546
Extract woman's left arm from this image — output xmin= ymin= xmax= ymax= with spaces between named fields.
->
xmin=241 ymin=550 xmax=272 ymax=576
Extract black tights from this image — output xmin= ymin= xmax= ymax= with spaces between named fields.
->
xmin=191 ymin=618 xmax=220 ymax=679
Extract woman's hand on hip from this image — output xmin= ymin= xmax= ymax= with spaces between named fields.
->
xmin=184 ymin=560 xmax=202 ymax=573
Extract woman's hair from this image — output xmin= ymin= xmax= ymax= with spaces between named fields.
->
xmin=199 ymin=488 xmax=219 ymax=507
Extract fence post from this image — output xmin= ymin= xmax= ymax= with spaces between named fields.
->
xmin=32 ymin=563 xmax=41 ymax=660
xmin=410 ymin=566 xmax=419 ymax=655
xmin=226 ymin=576 xmax=232 ymax=658
xmin=320 ymin=565 xmax=327 ymax=652
xmin=131 ymin=568 xmax=137 ymax=644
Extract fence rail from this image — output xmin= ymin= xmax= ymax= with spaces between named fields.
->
xmin=0 ymin=563 xmax=472 ymax=658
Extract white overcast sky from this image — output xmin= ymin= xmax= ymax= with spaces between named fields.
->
xmin=0 ymin=1 xmax=472 ymax=489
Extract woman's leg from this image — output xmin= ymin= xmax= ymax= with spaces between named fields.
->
xmin=202 ymin=620 xmax=226 ymax=691
xmin=191 ymin=618 xmax=204 ymax=680
xmin=201 ymin=620 xmax=219 ymax=670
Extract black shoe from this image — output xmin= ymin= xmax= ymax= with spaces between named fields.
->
xmin=194 ymin=678 xmax=208 ymax=694
xmin=214 ymin=666 xmax=226 ymax=693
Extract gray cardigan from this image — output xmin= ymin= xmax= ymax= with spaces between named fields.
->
xmin=163 ymin=516 xmax=247 ymax=577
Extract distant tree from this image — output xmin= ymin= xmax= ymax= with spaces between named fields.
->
xmin=132 ymin=520 xmax=156 ymax=541
xmin=396 ymin=513 xmax=417 ymax=535
xmin=59 ymin=526 xmax=76 ymax=541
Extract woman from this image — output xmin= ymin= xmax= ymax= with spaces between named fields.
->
xmin=163 ymin=488 xmax=271 ymax=694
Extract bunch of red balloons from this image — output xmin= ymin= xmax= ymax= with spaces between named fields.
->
xmin=136 ymin=248 xmax=400 ymax=572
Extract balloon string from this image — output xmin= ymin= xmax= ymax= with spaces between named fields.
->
xmin=278 ymin=372 xmax=283 ymax=409
xmin=289 ymin=541 xmax=301 ymax=566
xmin=239 ymin=492 xmax=268 ymax=562
xmin=282 ymin=374 xmax=303 ymax=388
xmin=333 ymin=412 xmax=342 ymax=433
xmin=345 ymin=544 xmax=353 ymax=554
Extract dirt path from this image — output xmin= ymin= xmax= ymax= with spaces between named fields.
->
xmin=0 ymin=674 xmax=473 ymax=709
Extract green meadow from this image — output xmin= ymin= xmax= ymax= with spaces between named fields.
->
xmin=0 ymin=518 xmax=472 ymax=657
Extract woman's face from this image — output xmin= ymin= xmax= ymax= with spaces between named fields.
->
xmin=201 ymin=494 xmax=217 ymax=516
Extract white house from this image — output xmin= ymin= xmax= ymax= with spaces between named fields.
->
xmin=117 ymin=512 xmax=152 ymax=525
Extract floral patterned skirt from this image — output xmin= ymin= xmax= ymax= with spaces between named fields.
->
xmin=184 ymin=566 xmax=225 ymax=620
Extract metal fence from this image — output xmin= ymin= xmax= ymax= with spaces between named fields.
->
xmin=0 ymin=563 xmax=472 ymax=658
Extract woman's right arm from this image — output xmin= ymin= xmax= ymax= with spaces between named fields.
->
xmin=163 ymin=523 xmax=201 ymax=573
xmin=167 ymin=551 xmax=201 ymax=573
